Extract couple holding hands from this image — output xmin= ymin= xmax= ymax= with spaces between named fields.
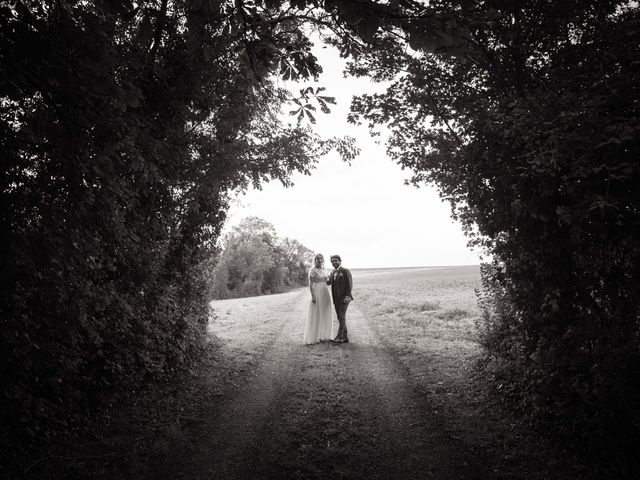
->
xmin=303 ymin=254 xmax=353 ymax=345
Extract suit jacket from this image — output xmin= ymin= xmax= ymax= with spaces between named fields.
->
xmin=328 ymin=267 xmax=353 ymax=305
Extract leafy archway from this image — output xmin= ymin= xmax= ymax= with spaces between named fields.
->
xmin=2 ymin=1 xmax=639 ymax=474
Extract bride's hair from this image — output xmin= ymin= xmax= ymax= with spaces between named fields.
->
xmin=314 ymin=253 xmax=324 ymax=265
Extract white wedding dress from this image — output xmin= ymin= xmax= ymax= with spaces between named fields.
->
xmin=303 ymin=267 xmax=332 ymax=344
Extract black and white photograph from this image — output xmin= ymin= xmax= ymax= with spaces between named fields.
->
xmin=2 ymin=1 xmax=639 ymax=479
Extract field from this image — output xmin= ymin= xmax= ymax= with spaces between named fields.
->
xmin=354 ymin=265 xmax=481 ymax=351
xmin=353 ymin=266 xmax=483 ymax=420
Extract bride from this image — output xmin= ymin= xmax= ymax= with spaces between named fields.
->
xmin=303 ymin=253 xmax=332 ymax=344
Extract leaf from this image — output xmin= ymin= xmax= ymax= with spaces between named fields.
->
xmin=305 ymin=109 xmax=316 ymax=124
xmin=317 ymin=99 xmax=331 ymax=114
xmin=317 ymin=95 xmax=336 ymax=104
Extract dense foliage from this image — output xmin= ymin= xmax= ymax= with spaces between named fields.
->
xmin=336 ymin=0 xmax=640 ymax=472
xmin=0 ymin=0 xmax=358 ymax=461
xmin=212 ymin=216 xmax=313 ymax=298
xmin=3 ymin=0 xmax=639 ymax=475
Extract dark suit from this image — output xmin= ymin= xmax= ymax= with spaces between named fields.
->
xmin=327 ymin=266 xmax=353 ymax=342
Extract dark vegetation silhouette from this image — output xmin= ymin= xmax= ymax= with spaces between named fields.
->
xmin=344 ymin=2 xmax=640 ymax=475
xmin=1 ymin=1 xmax=638 ymax=477
xmin=0 ymin=1 xmax=356 ymax=472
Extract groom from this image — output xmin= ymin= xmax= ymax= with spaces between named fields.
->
xmin=327 ymin=255 xmax=353 ymax=344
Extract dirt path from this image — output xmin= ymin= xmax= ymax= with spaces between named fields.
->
xmin=148 ymin=287 xmax=526 ymax=480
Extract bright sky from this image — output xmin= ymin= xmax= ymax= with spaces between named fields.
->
xmin=224 ymin=40 xmax=483 ymax=269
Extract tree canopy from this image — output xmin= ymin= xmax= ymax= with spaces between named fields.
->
xmin=212 ymin=216 xmax=313 ymax=298
xmin=332 ymin=0 xmax=640 ymax=470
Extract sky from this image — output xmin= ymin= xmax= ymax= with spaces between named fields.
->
xmin=223 ymin=40 xmax=483 ymax=269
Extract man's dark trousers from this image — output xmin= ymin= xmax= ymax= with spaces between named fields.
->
xmin=334 ymin=301 xmax=349 ymax=341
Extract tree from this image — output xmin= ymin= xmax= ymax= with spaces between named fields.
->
xmin=212 ymin=217 xmax=313 ymax=299
xmin=280 ymin=237 xmax=314 ymax=286
xmin=326 ymin=0 xmax=640 ymax=470
xmin=0 ymin=0 xmax=356 ymax=459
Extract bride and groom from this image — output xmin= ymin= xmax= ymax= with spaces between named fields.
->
xmin=303 ymin=253 xmax=353 ymax=345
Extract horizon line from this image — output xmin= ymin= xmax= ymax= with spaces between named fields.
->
xmin=349 ymin=264 xmax=481 ymax=270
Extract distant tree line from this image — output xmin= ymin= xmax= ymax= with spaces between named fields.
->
xmin=211 ymin=217 xmax=313 ymax=299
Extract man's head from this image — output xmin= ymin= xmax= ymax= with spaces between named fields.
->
xmin=330 ymin=255 xmax=341 ymax=269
